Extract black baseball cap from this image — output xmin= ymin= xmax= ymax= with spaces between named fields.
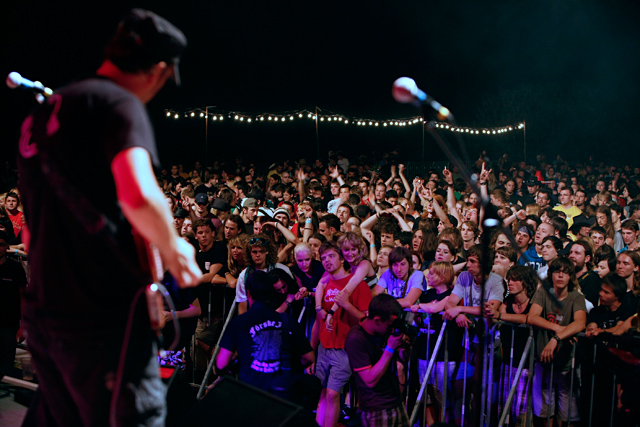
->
xmin=105 ymin=9 xmax=187 ymax=85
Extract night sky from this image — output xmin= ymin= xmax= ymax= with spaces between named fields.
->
xmin=3 ymin=0 xmax=640 ymax=171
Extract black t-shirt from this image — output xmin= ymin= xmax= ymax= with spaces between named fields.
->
xmin=587 ymin=302 xmax=636 ymax=330
xmin=290 ymin=260 xmax=325 ymax=291
xmin=578 ymin=270 xmax=601 ymax=307
xmin=211 ymin=240 xmax=228 ymax=268
xmin=220 ymin=301 xmax=312 ymax=392
xmin=345 ymin=323 xmax=401 ymax=412
xmin=415 ymin=289 xmax=463 ymax=361
xmin=196 ymin=246 xmax=218 ymax=319
xmin=501 ymin=299 xmax=532 ymax=365
xmin=0 ymin=259 xmax=27 ymax=327
xmin=17 ymin=77 xmax=160 ymax=317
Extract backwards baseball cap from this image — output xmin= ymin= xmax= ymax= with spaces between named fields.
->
xmin=195 ymin=193 xmax=208 ymax=204
xmin=105 ymin=9 xmax=187 ymax=85
xmin=242 ymin=198 xmax=258 ymax=208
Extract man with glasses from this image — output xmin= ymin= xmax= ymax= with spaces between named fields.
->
xmin=235 ymin=234 xmax=292 ymax=315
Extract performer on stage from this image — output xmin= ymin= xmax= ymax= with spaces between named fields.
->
xmin=17 ymin=9 xmax=201 ymax=426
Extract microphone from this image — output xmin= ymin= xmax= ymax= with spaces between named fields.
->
xmin=6 ymin=72 xmax=53 ymax=97
xmin=392 ymin=77 xmax=452 ymax=121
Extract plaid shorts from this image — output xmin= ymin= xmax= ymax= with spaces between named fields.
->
xmin=360 ymin=405 xmax=409 ymax=427
xmin=498 ymin=364 xmax=531 ymax=421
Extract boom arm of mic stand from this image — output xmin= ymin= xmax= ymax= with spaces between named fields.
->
xmin=423 ymin=120 xmax=563 ymax=310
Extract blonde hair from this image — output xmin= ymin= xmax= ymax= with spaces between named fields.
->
xmin=429 ymin=261 xmax=455 ymax=288
xmin=228 ymin=234 xmax=250 ymax=277
xmin=337 ymin=232 xmax=368 ymax=268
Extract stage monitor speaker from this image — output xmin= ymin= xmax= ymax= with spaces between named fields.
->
xmin=179 ymin=377 xmax=317 ymax=427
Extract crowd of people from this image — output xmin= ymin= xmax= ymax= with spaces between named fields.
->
xmin=4 ymin=148 xmax=640 ymax=427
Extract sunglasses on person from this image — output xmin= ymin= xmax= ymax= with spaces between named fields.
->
xmin=249 ymin=237 xmax=269 ymax=246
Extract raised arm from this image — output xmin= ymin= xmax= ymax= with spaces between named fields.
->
xmin=329 ymin=165 xmax=345 ymax=186
xmin=428 ymin=189 xmax=452 ymax=229
xmin=385 ymin=165 xmax=397 ymax=189
xmin=398 ymin=164 xmax=412 ymax=199
xmin=443 ymin=168 xmax=461 ymax=225
xmin=388 ymin=208 xmax=412 ymax=232
xmin=296 ymin=169 xmax=308 ymax=202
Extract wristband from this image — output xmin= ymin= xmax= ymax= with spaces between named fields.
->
xmin=285 ymin=300 xmax=292 ymax=307
xmin=370 ymin=244 xmax=376 ymax=248
xmin=384 ymin=345 xmax=395 ymax=354
xmin=327 ymin=309 xmax=335 ymax=316
xmin=552 ymin=335 xmax=561 ymax=343
xmin=305 ymin=218 xmax=312 ymax=224
xmin=315 ymin=306 xmax=323 ymax=312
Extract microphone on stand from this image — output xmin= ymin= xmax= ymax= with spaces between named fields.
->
xmin=6 ymin=72 xmax=53 ymax=103
xmin=392 ymin=77 xmax=453 ymax=121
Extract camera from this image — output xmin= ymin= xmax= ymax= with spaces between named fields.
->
xmin=391 ymin=311 xmax=420 ymax=339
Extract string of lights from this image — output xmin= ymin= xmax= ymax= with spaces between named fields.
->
xmin=433 ymin=121 xmax=525 ymax=135
xmin=163 ymin=107 xmax=524 ymax=133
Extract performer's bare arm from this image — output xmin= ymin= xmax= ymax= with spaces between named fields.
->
xmin=112 ymin=147 xmax=201 ymax=287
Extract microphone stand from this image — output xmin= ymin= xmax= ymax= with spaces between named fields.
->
xmin=420 ymin=111 xmax=563 ymax=426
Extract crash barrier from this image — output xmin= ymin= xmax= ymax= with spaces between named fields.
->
xmin=408 ymin=311 xmax=640 ymax=427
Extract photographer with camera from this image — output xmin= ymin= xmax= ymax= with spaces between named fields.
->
xmin=345 ymin=294 xmax=410 ymax=427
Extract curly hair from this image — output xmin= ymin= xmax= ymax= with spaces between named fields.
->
xmin=228 ymin=234 xmax=250 ymax=277
xmin=244 ymin=233 xmax=278 ymax=267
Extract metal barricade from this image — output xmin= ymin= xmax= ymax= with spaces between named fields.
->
xmin=406 ymin=310 xmax=639 ymax=427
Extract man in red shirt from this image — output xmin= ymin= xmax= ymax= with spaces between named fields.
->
xmin=4 ymin=192 xmax=24 ymax=239
xmin=314 ymin=240 xmax=371 ymax=427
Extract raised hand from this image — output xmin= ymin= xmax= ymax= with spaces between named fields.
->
xmin=479 ymin=162 xmax=492 ymax=184
xmin=442 ymin=168 xmax=453 ymax=184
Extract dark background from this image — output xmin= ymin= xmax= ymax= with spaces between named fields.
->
xmin=2 ymin=0 xmax=640 ymax=171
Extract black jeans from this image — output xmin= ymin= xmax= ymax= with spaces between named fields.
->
xmin=21 ymin=306 xmax=165 ymax=427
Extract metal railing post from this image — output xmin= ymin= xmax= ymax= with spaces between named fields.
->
xmin=442 ymin=327 xmax=449 ymax=422
xmin=588 ymin=340 xmax=596 ymax=427
xmin=567 ymin=344 xmax=577 ymax=427
xmin=546 ymin=363 xmax=554 ymax=427
xmin=480 ymin=321 xmax=489 ymax=426
xmin=461 ymin=327 xmax=469 ymax=427
xmin=498 ymin=335 xmax=533 ymax=427
xmin=526 ymin=327 xmax=534 ymax=427
xmin=409 ymin=318 xmax=448 ymax=426
xmin=487 ymin=325 xmax=496 ymax=427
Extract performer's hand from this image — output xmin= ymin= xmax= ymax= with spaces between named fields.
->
xmin=162 ymin=311 xmax=173 ymax=323
xmin=165 ymin=238 xmax=202 ymax=288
